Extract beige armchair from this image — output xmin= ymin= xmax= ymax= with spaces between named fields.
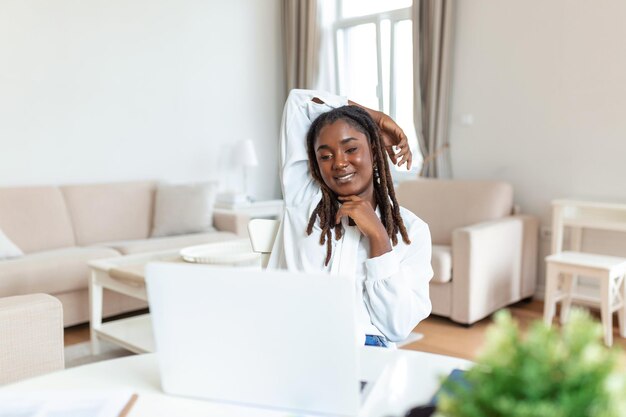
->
xmin=396 ymin=179 xmax=538 ymax=325
xmin=0 ymin=293 xmax=64 ymax=385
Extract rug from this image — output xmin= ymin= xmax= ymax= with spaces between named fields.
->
xmin=64 ymin=341 xmax=135 ymax=369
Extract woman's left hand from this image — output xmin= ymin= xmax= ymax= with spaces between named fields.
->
xmin=336 ymin=196 xmax=392 ymax=258
xmin=377 ymin=114 xmax=413 ymax=170
xmin=348 ymin=100 xmax=412 ymax=170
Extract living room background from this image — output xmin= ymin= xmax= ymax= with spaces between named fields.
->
xmin=447 ymin=1 xmax=626 ymax=292
xmin=2 ymin=0 xmax=626 ymax=294
xmin=0 ymin=0 xmax=285 ymax=201
xmin=449 ymin=1 xmax=626 ymax=225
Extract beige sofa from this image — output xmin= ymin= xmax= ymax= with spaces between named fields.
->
xmin=397 ymin=179 xmax=538 ymax=325
xmin=0 ymin=294 xmax=64 ymax=385
xmin=0 ymin=181 xmax=248 ymax=326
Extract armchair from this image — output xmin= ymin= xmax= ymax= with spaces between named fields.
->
xmin=396 ymin=179 xmax=538 ymax=325
xmin=0 ymin=293 xmax=64 ymax=384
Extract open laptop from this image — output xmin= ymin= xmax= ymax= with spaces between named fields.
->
xmin=146 ymin=262 xmax=375 ymax=417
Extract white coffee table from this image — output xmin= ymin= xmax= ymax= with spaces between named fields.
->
xmin=88 ymin=249 xmax=181 ymax=355
xmin=88 ymin=239 xmax=256 ymax=355
xmin=3 ymin=348 xmax=472 ymax=417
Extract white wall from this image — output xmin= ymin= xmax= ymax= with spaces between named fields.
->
xmin=448 ymin=1 xmax=626 ymax=290
xmin=0 ymin=0 xmax=285 ymax=200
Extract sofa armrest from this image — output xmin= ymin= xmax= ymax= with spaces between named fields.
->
xmin=0 ymin=294 xmax=64 ymax=385
xmin=213 ymin=209 xmax=250 ymax=237
xmin=451 ymin=217 xmax=524 ymax=324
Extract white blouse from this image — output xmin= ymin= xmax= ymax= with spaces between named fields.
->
xmin=268 ymin=89 xmax=433 ymax=344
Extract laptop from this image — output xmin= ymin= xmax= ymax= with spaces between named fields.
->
xmin=146 ymin=262 xmax=374 ymax=416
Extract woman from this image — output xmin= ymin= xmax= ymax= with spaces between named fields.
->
xmin=268 ymin=89 xmax=433 ymax=348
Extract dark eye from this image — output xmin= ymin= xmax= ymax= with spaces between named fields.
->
xmin=319 ymin=154 xmax=332 ymax=161
xmin=346 ymin=147 xmax=358 ymax=154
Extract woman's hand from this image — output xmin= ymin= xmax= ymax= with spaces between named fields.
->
xmin=336 ymin=195 xmax=392 ymax=258
xmin=348 ymin=100 xmax=412 ymax=170
xmin=377 ymin=113 xmax=412 ymax=170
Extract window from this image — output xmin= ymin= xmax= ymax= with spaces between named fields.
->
xmin=330 ymin=0 xmax=421 ymax=175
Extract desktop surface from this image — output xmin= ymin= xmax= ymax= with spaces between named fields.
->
xmin=2 ymin=348 xmax=471 ymax=417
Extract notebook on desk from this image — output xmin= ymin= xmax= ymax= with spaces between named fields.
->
xmin=146 ymin=262 xmax=377 ymax=417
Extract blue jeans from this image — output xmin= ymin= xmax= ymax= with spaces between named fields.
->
xmin=365 ymin=334 xmax=389 ymax=348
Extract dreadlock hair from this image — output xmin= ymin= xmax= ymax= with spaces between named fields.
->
xmin=305 ymin=105 xmax=410 ymax=266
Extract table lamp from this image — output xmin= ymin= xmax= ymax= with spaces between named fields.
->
xmin=233 ymin=139 xmax=258 ymax=202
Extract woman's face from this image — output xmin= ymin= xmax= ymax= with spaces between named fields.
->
xmin=314 ymin=119 xmax=375 ymax=205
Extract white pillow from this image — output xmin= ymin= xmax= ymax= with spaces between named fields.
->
xmin=0 ymin=228 xmax=23 ymax=260
xmin=151 ymin=182 xmax=218 ymax=237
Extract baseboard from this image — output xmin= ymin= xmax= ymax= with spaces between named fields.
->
xmin=534 ymin=284 xmax=545 ymax=300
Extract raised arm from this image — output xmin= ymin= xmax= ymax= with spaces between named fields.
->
xmin=279 ymin=90 xmax=412 ymax=206
xmin=279 ymin=89 xmax=348 ymax=206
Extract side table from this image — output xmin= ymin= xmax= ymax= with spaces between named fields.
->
xmin=214 ymin=199 xmax=284 ymax=220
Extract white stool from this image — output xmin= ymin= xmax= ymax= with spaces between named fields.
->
xmin=544 ymin=251 xmax=626 ymax=346
xmin=248 ymin=218 xmax=280 ymax=268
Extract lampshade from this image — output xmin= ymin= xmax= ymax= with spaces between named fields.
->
xmin=232 ymin=139 xmax=258 ymax=167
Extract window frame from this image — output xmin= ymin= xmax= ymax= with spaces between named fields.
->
xmin=332 ymin=3 xmax=412 ymax=118
xmin=332 ymin=2 xmax=419 ymax=178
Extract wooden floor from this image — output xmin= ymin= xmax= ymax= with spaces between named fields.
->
xmin=404 ymin=299 xmax=626 ymax=360
xmin=64 ymin=322 xmax=90 ymax=346
xmin=64 ymin=300 xmax=626 ymax=361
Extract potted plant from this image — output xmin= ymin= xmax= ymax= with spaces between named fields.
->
xmin=436 ymin=309 xmax=626 ymax=417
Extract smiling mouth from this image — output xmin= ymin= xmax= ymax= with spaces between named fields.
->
xmin=334 ymin=172 xmax=355 ymax=183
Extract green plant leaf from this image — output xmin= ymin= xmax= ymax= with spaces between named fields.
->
xmin=436 ymin=308 xmax=626 ymax=417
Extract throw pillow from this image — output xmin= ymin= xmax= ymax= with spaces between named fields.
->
xmin=0 ymin=228 xmax=24 ymax=260
xmin=151 ymin=182 xmax=218 ymax=237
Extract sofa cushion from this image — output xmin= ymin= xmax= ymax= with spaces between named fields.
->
xmin=396 ymin=179 xmax=513 ymax=245
xmin=429 ymin=281 xmax=452 ymax=317
xmin=0 ymin=228 xmax=23 ymax=260
xmin=431 ymin=245 xmax=452 ymax=284
xmin=0 ymin=186 xmax=76 ymax=253
xmin=61 ymin=181 xmax=156 ymax=245
xmin=151 ymin=182 xmax=217 ymax=237
xmin=0 ymin=247 xmax=120 ymax=297
xmin=95 ymin=231 xmax=239 ymax=255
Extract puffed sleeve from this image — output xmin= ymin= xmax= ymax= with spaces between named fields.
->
xmin=279 ymin=89 xmax=348 ymax=207
xmin=362 ymin=218 xmax=433 ymax=342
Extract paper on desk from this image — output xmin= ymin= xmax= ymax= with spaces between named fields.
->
xmin=0 ymin=390 xmax=136 ymax=417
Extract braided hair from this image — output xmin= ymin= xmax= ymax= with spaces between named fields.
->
xmin=305 ymin=105 xmax=410 ymax=266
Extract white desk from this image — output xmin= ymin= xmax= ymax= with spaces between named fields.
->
xmin=2 ymin=348 xmax=471 ymax=417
